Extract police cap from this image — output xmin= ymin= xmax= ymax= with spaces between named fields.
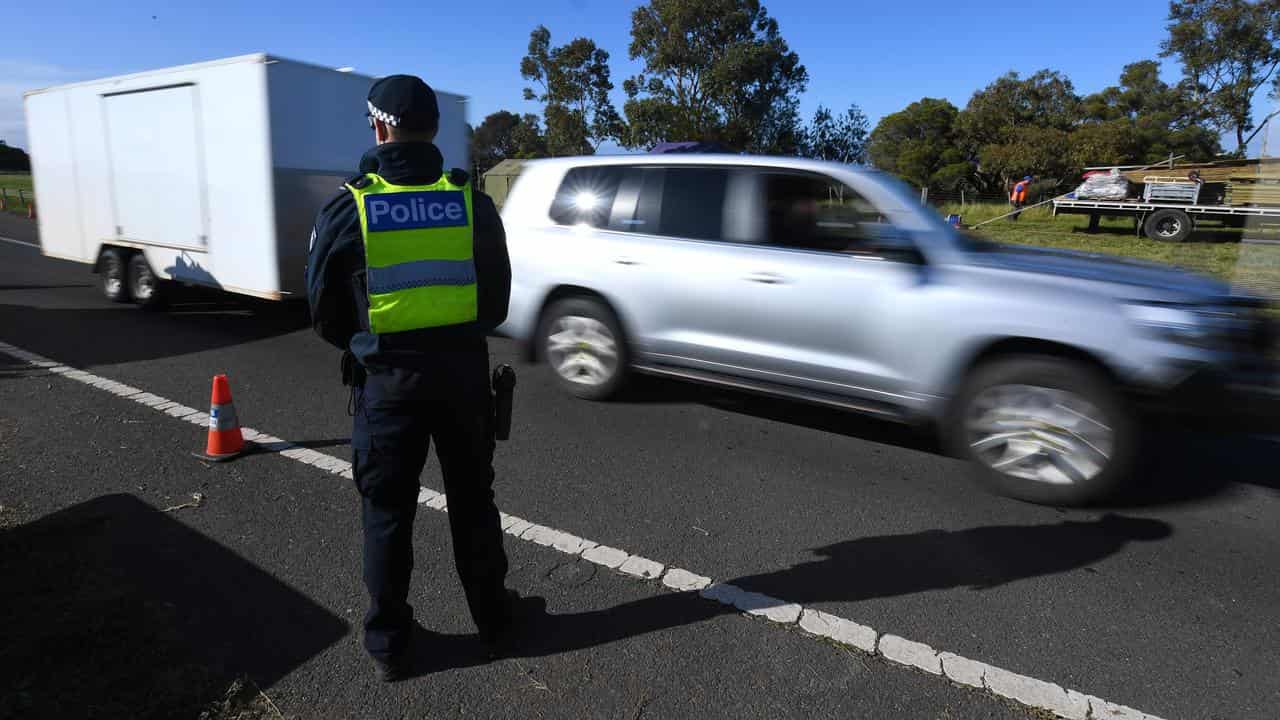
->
xmin=367 ymin=74 xmax=440 ymax=132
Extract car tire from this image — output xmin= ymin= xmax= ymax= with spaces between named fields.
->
xmin=538 ymin=297 xmax=629 ymax=400
xmin=100 ymin=248 xmax=131 ymax=303
xmin=947 ymin=355 xmax=1136 ymax=506
xmin=127 ymin=253 xmax=168 ymax=310
xmin=1143 ymin=208 xmax=1193 ymax=242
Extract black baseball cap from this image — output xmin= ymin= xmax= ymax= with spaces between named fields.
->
xmin=367 ymin=74 xmax=440 ymax=131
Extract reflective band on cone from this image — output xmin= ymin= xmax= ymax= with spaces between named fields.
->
xmin=210 ymin=402 xmax=239 ymax=433
xmin=194 ymin=374 xmax=253 ymax=462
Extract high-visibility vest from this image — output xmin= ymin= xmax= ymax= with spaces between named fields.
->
xmin=1011 ymin=181 xmax=1029 ymax=203
xmin=345 ymin=172 xmax=478 ymax=334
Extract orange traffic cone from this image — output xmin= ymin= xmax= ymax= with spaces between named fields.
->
xmin=27 ymin=201 xmax=35 ymax=220
xmin=193 ymin=374 xmax=252 ymax=462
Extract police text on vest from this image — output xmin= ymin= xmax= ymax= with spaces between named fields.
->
xmin=364 ymin=190 xmax=467 ymax=232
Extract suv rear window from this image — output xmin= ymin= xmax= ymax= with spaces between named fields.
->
xmin=549 ymin=166 xmax=624 ymax=228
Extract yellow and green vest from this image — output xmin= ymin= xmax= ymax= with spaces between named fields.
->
xmin=345 ymin=172 xmax=478 ymax=334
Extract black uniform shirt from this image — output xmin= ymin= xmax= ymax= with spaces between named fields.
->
xmin=306 ymin=142 xmax=511 ymax=369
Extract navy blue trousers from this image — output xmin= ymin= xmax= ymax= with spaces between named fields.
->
xmin=351 ymin=351 xmax=508 ymax=659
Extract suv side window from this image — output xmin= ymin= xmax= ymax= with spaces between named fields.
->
xmin=632 ymin=166 xmax=727 ymax=239
xmin=760 ymin=172 xmax=892 ymax=255
xmin=549 ymin=166 xmax=624 ymax=228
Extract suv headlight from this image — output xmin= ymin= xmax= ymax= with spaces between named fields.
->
xmin=1124 ymin=302 xmax=1220 ymax=348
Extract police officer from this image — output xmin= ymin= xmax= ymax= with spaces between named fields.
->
xmin=306 ymin=74 xmax=514 ymax=681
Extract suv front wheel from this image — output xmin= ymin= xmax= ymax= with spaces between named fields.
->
xmin=948 ymin=356 xmax=1136 ymax=506
xmin=539 ymin=297 xmax=629 ymax=400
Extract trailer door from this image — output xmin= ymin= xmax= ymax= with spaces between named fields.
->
xmin=104 ymin=85 xmax=208 ymax=249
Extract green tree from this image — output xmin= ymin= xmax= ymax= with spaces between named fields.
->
xmin=959 ymin=70 xmax=1081 ymax=152
xmin=520 ymin=25 xmax=625 ymax=155
xmin=867 ymin=98 xmax=971 ymax=190
xmin=1161 ymin=0 xmax=1280 ymax=154
xmin=1066 ymin=120 xmax=1142 ymax=170
xmin=0 ymin=141 xmax=29 ymax=172
xmin=800 ymin=104 xmax=869 ymax=164
xmin=510 ymin=113 xmax=549 ymax=159
xmin=621 ymin=0 xmax=808 ymax=152
xmin=979 ymin=126 xmax=1074 ymax=187
xmin=470 ymin=111 xmax=547 ymax=174
xmin=1078 ymin=60 xmax=1220 ymax=163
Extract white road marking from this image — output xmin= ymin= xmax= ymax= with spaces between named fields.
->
xmin=0 ymin=339 xmax=1168 ymax=720
xmin=661 ymin=568 xmax=711 ymax=592
xmin=618 ymin=555 xmax=665 ymax=580
xmin=939 ymin=651 xmax=987 ymax=689
xmin=799 ymin=608 xmax=877 ymax=653
xmin=0 ymin=235 xmax=39 ymax=249
xmin=580 ymin=544 xmax=629 ymax=569
xmin=878 ymin=634 xmax=943 ymax=675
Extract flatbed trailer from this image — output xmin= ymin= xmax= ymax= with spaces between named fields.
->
xmin=1052 ymin=198 xmax=1280 ymax=242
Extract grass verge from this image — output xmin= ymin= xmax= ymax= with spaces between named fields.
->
xmin=0 ymin=172 xmax=33 ymax=216
xmin=942 ymin=202 xmax=1280 ymax=296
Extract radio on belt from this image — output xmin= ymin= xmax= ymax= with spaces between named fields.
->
xmin=492 ymin=364 xmax=516 ymax=441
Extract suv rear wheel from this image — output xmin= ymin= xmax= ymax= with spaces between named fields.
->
xmin=539 ymin=297 xmax=628 ymax=400
xmin=948 ymin=356 xmax=1136 ymax=506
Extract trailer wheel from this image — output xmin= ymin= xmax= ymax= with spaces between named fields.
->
xmin=1144 ymin=208 xmax=1193 ymax=242
xmin=127 ymin=253 xmax=167 ymax=310
xmin=100 ymin=248 xmax=131 ymax=303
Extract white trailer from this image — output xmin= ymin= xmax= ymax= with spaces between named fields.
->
xmin=23 ymin=53 xmax=469 ymax=305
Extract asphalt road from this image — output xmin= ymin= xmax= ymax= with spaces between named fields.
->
xmin=2 ymin=212 xmax=1279 ymax=719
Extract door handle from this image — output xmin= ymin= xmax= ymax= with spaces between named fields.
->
xmin=744 ymin=272 xmax=785 ymax=284
xmin=614 ymin=257 xmax=640 ymax=266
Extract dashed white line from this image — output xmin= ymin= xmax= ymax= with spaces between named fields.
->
xmin=879 ymin=634 xmax=943 ymax=675
xmin=800 ymin=608 xmax=877 ymax=654
xmin=0 ymin=339 xmax=1168 ymax=720
xmin=661 ymin=568 xmax=711 ymax=592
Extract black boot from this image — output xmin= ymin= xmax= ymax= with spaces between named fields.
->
xmin=371 ymin=652 xmax=408 ymax=682
xmin=478 ymin=589 xmax=546 ymax=660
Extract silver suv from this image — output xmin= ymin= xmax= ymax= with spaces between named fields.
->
xmin=497 ymin=155 xmax=1277 ymax=505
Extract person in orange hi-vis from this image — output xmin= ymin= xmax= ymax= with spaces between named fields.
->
xmin=1009 ymin=175 xmax=1032 ymax=221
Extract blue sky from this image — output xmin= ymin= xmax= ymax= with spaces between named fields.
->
xmin=3 ymin=0 xmax=1274 ymax=154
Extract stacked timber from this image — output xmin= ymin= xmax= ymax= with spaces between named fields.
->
xmin=1120 ymin=157 xmax=1280 ymax=184
xmin=1225 ymin=178 xmax=1280 ymax=206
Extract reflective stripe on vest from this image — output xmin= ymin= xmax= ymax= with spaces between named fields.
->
xmin=346 ymin=172 xmax=478 ymax=334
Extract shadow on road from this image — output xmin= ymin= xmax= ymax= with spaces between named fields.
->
xmin=728 ymin=513 xmax=1170 ymax=601
xmin=0 ymin=283 xmax=94 ymax=291
xmin=393 ymin=513 xmax=1171 ymax=679
xmin=617 ymin=374 xmax=939 ymax=455
xmin=0 ymin=494 xmax=348 ymax=719
xmin=293 ymin=437 xmax=352 ymax=450
xmin=613 ymin=374 xmax=1279 ymax=506
xmin=0 ymin=297 xmax=311 ymax=368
